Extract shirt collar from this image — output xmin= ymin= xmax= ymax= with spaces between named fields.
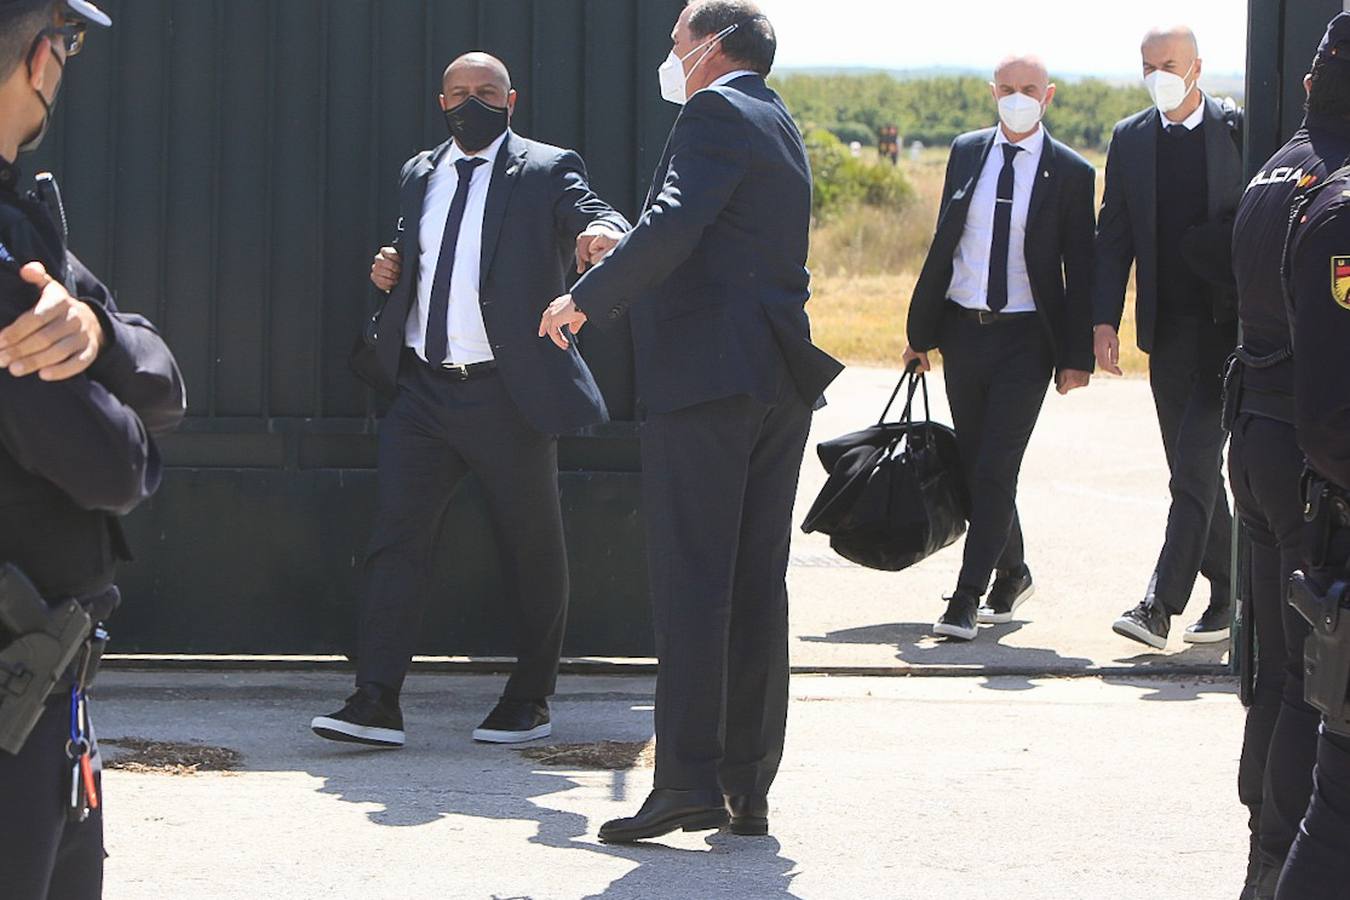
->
xmin=0 ymin=155 xmax=20 ymax=196
xmin=446 ymin=129 xmax=509 ymax=167
xmin=710 ymin=70 xmax=758 ymax=89
xmin=993 ymin=124 xmax=1045 ymax=157
xmin=1163 ymin=98 xmax=1206 ymax=132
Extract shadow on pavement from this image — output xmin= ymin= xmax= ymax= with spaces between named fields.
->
xmin=800 ymin=620 xmax=1094 ymax=679
xmin=295 ymin=685 xmax=803 ymax=898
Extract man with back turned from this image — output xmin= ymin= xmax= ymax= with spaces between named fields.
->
xmin=1226 ymin=14 xmax=1350 ymax=897
xmin=540 ymin=0 xmax=842 ymax=843
xmin=0 ymin=2 xmax=186 ymax=897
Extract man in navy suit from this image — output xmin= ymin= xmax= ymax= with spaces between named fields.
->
xmin=904 ymin=55 xmax=1096 ymax=642
xmin=540 ymin=0 xmax=842 ymax=843
xmin=312 ymin=52 xmax=629 ymax=749
xmin=1094 ymin=27 xmax=1244 ymax=651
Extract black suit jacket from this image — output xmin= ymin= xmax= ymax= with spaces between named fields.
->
xmin=352 ymin=130 xmax=629 ymax=435
xmin=1092 ymin=94 xmax=1244 ymax=352
xmin=569 ymin=74 xmax=843 ymax=415
xmin=907 ymin=126 xmax=1097 ymax=374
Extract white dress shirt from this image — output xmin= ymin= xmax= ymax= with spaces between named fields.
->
xmin=707 ymin=69 xmax=758 ymax=90
xmin=949 ymin=125 xmax=1046 ymax=314
xmin=405 ymin=130 xmax=508 ymax=366
xmin=1163 ymin=100 xmax=1205 ymax=131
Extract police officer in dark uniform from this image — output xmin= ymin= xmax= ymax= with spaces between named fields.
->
xmin=1227 ymin=15 xmax=1350 ymax=898
xmin=1270 ymin=47 xmax=1350 ymax=898
xmin=0 ymin=2 xmax=185 ymax=898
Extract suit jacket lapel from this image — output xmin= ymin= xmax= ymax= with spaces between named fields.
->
xmin=404 ymin=139 xmax=451 ymax=269
xmin=941 ymin=130 xmax=995 ymax=234
xmin=1129 ymin=109 xmax=1159 ymax=244
xmin=1026 ymin=130 xmax=1057 ymax=229
xmin=479 ymin=130 xmax=528 ymax=289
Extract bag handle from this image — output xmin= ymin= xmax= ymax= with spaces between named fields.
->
xmin=879 ymin=359 xmax=932 ymax=429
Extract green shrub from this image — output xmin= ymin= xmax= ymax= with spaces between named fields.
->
xmin=804 ymin=128 xmax=915 ymax=221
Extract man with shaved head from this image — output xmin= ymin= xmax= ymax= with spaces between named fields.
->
xmin=318 ymin=50 xmax=629 ymax=750
xmin=904 ymin=53 xmax=1095 ymax=641
xmin=1095 ymin=26 xmax=1244 ymax=652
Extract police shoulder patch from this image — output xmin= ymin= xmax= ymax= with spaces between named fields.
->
xmin=1333 ymin=256 xmax=1350 ymax=310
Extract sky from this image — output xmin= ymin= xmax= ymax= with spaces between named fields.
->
xmin=757 ymin=0 xmax=1251 ymax=79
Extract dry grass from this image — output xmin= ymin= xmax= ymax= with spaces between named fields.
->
xmin=517 ymin=739 xmax=655 ymax=770
xmin=807 ymin=148 xmax=1148 ymax=375
xmin=103 ymin=737 xmax=243 ymax=776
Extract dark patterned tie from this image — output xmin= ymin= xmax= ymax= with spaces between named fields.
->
xmin=986 ymin=142 xmax=1022 ymax=313
xmin=424 ymin=156 xmax=489 ymax=365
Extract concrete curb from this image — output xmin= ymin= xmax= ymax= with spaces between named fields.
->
xmin=102 ymin=654 xmax=1232 ymax=680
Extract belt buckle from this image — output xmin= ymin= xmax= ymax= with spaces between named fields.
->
xmin=977 ymin=310 xmax=996 ymax=325
xmin=443 ymin=362 xmax=470 ymax=379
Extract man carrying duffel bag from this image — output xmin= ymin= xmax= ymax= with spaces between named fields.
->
xmin=900 ymin=53 xmax=1096 ymax=641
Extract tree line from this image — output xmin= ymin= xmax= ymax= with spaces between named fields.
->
xmin=770 ymin=72 xmax=1156 ymax=153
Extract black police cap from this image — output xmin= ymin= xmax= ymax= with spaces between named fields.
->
xmin=0 ymin=0 xmax=109 ymax=26
xmin=1318 ymin=12 xmax=1350 ymax=62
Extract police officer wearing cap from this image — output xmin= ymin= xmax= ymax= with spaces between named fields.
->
xmin=1227 ymin=14 xmax=1350 ymax=899
xmin=0 ymin=2 xmax=185 ymax=898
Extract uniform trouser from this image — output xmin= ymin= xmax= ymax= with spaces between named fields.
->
xmin=1146 ymin=315 xmax=1237 ymax=615
xmin=356 ymin=360 xmax=568 ymax=700
xmin=939 ymin=313 xmax=1053 ymax=599
xmin=1229 ymin=414 xmax=1320 ymax=879
xmin=640 ymin=368 xmax=812 ymax=795
xmin=1276 ymin=726 xmax=1350 ymax=899
xmin=0 ymin=699 xmax=103 ymax=900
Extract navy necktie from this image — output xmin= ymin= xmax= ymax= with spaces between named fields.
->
xmin=986 ymin=142 xmax=1022 ymax=313
xmin=424 ymin=156 xmax=489 ymax=365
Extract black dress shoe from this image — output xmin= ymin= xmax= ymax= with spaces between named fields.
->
xmin=978 ymin=567 xmax=1035 ymax=624
xmin=933 ymin=593 xmax=979 ymax=641
xmin=473 ymin=698 xmax=551 ymax=744
xmin=311 ymin=684 xmax=405 ymax=748
xmin=725 ymin=793 xmax=769 ymax=836
xmin=1112 ymin=600 xmax=1171 ymax=650
xmin=598 ymin=789 xmax=728 ymax=843
xmin=1183 ymin=602 xmax=1232 ymax=644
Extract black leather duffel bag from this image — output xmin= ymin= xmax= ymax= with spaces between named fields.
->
xmin=801 ymin=361 xmax=969 ymax=571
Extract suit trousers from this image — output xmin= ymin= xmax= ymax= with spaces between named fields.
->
xmin=1146 ymin=315 xmax=1236 ymax=615
xmin=1229 ymin=414 xmax=1320 ymax=879
xmin=0 ymin=700 xmax=104 ymax=900
xmin=640 ymin=366 xmax=812 ymax=795
xmin=1276 ymin=727 xmax=1350 ymax=899
xmin=939 ymin=312 xmax=1054 ymax=598
xmin=356 ymin=357 xmax=568 ymax=700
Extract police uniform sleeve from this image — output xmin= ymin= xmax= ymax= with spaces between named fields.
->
xmin=68 ymin=252 xmax=186 ymax=435
xmin=0 ymin=273 xmax=162 ymax=515
xmin=1292 ymin=204 xmax=1350 ymax=488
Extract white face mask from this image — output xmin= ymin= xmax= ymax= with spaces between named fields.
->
xmin=997 ymin=92 xmax=1045 ymax=135
xmin=1144 ymin=61 xmax=1196 ymax=114
xmin=658 ymin=22 xmax=740 ymax=106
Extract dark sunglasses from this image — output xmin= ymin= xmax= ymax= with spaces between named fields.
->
xmin=33 ymin=21 xmax=88 ymax=60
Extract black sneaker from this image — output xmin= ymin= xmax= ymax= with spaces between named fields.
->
xmin=311 ymin=685 xmax=405 ymax=748
xmin=1112 ymin=601 xmax=1171 ymax=650
xmin=472 ymin=698 xmax=551 ymax=744
xmin=978 ymin=567 xmax=1035 ymax=624
xmin=933 ymin=594 xmax=979 ymax=641
xmin=1182 ymin=602 xmax=1232 ymax=644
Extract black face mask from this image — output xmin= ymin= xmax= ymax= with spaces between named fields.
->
xmin=443 ymin=96 xmax=509 ymax=154
xmin=18 ymin=43 xmax=63 ymax=154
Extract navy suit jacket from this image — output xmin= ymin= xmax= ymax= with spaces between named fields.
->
xmin=907 ymin=126 xmax=1097 ymax=374
xmin=352 ymin=130 xmax=629 ymax=435
xmin=569 ymin=74 xmax=843 ymax=415
xmin=1092 ymin=95 xmax=1244 ymax=352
